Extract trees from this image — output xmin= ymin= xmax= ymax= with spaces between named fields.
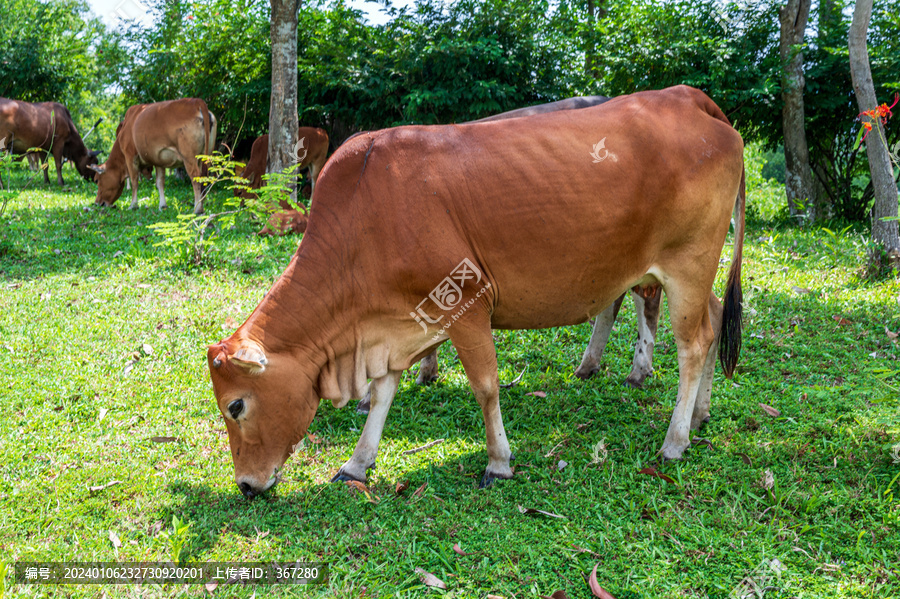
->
xmin=849 ymin=0 xmax=900 ymax=259
xmin=268 ymin=0 xmax=301 ymax=198
xmin=778 ymin=0 xmax=815 ymax=219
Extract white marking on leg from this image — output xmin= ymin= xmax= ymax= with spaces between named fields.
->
xmin=155 ymin=167 xmax=167 ymax=210
xmin=338 ymin=371 xmax=401 ymax=481
xmin=575 ymin=300 xmax=619 ymax=378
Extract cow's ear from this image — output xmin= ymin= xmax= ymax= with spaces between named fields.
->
xmin=88 ymin=164 xmax=105 ymax=174
xmin=229 ymin=341 xmax=268 ymax=374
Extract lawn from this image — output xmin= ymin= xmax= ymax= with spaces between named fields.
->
xmin=1 ymin=154 xmax=899 ymax=599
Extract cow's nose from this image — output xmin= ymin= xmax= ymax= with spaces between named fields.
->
xmin=238 ymin=481 xmax=258 ymax=499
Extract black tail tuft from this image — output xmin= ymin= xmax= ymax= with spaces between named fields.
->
xmin=718 ymin=166 xmax=745 ymax=378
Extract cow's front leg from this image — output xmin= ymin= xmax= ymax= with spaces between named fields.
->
xmin=332 ymin=371 xmax=401 ymax=483
xmin=624 ymin=289 xmax=662 ymax=388
xmin=574 ymin=293 xmax=625 ymax=379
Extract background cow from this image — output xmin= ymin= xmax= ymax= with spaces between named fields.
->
xmin=92 ymin=98 xmax=217 ymax=214
xmin=236 ymin=127 xmax=329 ymax=200
xmin=0 ymin=98 xmax=100 ymax=185
xmin=207 ymin=86 xmax=745 ymax=498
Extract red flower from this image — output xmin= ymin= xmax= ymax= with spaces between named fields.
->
xmin=858 ymin=92 xmax=898 ymax=142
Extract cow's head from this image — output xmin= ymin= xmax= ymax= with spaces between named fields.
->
xmin=89 ymin=163 xmax=125 ymax=206
xmin=75 ymin=149 xmax=102 ymax=182
xmin=207 ymin=338 xmax=318 ymax=499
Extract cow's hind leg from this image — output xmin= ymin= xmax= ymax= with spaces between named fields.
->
xmin=575 ymin=293 xmax=625 ymax=379
xmin=333 ymin=371 xmax=402 ymax=482
xmin=155 ymin=167 xmax=167 ymax=210
xmin=659 ymin=281 xmax=717 ymax=460
xmin=415 ymin=350 xmax=439 ymax=385
xmin=624 ymin=289 xmax=662 ymax=388
xmin=691 ymin=292 xmax=723 ymax=430
xmin=449 ymin=314 xmax=512 ymax=487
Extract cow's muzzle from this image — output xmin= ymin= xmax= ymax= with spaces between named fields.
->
xmin=236 ymin=471 xmax=279 ymax=499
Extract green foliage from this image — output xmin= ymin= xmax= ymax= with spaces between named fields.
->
xmin=162 ymin=515 xmax=193 ymax=563
xmin=0 ymin=0 xmax=126 ymax=152
xmin=147 ymin=153 xmax=300 ymax=266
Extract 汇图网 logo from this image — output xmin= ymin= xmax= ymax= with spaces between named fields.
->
xmin=410 ymin=258 xmax=490 ymax=337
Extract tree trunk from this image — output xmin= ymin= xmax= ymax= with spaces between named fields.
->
xmin=778 ymin=0 xmax=815 ymax=220
xmin=268 ymin=0 xmax=301 ymax=202
xmin=849 ymin=0 xmax=900 ymax=256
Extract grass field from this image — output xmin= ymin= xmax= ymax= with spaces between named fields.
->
xmin=1 ymin=155 xmax=899 ymax=599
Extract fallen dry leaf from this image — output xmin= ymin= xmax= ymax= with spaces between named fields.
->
xmin=413 ymin=482 xmax=427 ymax=497
xmin=395 ymin=481 xmax=409 ymax=494
xmin=761 ymin=469 xmax=775 ymax=490
xmin=759 ymin=403 xmax=781 ymax=417
xmin=791 ymin=286 xmax=812 ymax=295
xmin=97 ymin=408 xmax=108 ymax=422
xmin=540 ymin=591 xmax=569 ymax=599
xmin=638 ymin=467 xmax=675 ymax=484
xmin=150 ymin=436 xmax=177 ymax=443
xmin=345 ymin=480 xmax=377 ymax=503
xmin=518 ymin=505 xmax=566 ymax=519
xmin=414 ymin=567 xmax=446 ymax=589
xmin=223 ymin=317 xmax=237 ymax=329
xmin=109 ymin=530 xmax=121 ymax=548
xmin=452 ymin=543 xmax=474 ymax=556
xmin=307 ymin=432 xmax=322 ymax=444
xmin=204 ymin=580 xmax=218 ymax=592
xmin=737 ymin=453 xmax=753 ymax=466
xmin=833 ymin=315 xmax=851 ymax=326
xmin=89 ymin=480 xmax=122 ymax=493
xmin=886 ymin=326 xmax=898 ymax=341
xmin=526 ymin=391 xmax=547 ymax=398
xmin=588 ymin=563 xmax=616 ymax=599
xmin=557 ymin=460 xmax=568 ymax=471
xmin=142 ymin=343 xmax=153 ymax=355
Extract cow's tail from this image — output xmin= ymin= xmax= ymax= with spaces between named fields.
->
xmin=719 ymin=165 xmax=745 ymax=378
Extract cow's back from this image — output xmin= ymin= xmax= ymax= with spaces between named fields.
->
xmin=311 ymin=86 xmax=743 ymax=330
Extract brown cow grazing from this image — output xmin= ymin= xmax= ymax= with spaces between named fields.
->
xmin=236 ymin=127 xmax=329 ymax=200
xmin=0 ymin=98 xmax=100 ymax=185
xmin=92 ymin=99 xmax=217 ymax=214
xmin=207 ymin=86 xmax=745 ymax=498
xmin=257 ymin=200 xmax=309 ymax=236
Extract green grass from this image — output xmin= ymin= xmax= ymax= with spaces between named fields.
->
xmin=0 ymin=156 xmax=899 ymax=599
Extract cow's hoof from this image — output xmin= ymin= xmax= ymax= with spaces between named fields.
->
xmin=355 ymin=397 xmax=370 ymax=414
xmin=659 ymin=442 xmax=687 ymax=462
xmin=330 ymin=470 xmax=366 ymax=483
xmin=415 ymin=372 xmax=438 ymax=386
xmin=574 ymin=364 xmax=599 ymax=380
xmin=623 ymin=376 xmax=646 ymax=389
xmin=478 ymin=469 xmax=513 ymax=489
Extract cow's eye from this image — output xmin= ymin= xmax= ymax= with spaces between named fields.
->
xmin=228 ymin=399 xmax=245 ymax=419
